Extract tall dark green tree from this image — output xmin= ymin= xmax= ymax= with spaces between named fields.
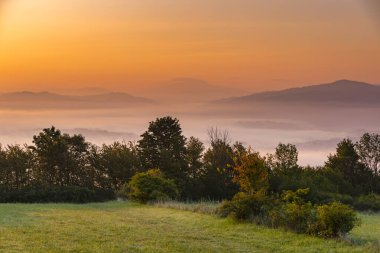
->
xmin=138 ymin=117 xmax=187 ymax=189
xmin=325 ymin=139 xmax=371 ymax=195
xmin=63 ymin=133 xmax=93 ymax=187
xmin=30 ymin=127 xmax=68 ymax=186
xmin=4 ymin=145 xmax=33 ymax=190
xmin=268 ymin=143 xmax=300 ymax=174
xmin=185 ymin=137 xmax=205 ymax=179
xmin=0 ymin=146 xmax=8 ymax=189
xmin=268 ymin=143 xmax=303 ymax=192
xmin=356 ymin=133 xmax=380 ymax=176
xmin=30 ymin=127 xmax=92 ymax=187
xmin=202 ymin=128 xmax=238 ymax=200
xmin=183 ymin=136 xmax=205 ymax=199
xmin=356 ymin=133 xmax=380 ymax=193
xmin=99 ymin=141 xmax=140 ymax=190
xmin=86 ymin=144 xmax=113 ymax=190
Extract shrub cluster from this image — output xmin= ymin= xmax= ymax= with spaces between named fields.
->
xmin=309 ymin=202 xmax=360 ymax=238
xmin=218 ymin=188 xmax=360 ymax=238
xmin=218 ymin=191 xmax=271 ymax=222
xmin=118 ymin=169 xmax=179 ymax=203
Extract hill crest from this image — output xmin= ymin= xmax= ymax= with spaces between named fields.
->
xmin=219 ymin=80 xmax=380 ymax=105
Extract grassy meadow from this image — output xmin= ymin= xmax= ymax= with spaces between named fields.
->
xmin=0 ymin=201 xmax=378 ymax=253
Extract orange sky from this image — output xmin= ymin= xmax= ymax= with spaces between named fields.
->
xmin=0 ymin=0 xmax=379 ymax=93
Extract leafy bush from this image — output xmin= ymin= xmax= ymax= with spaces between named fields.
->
xmin=309 ymin=202 xmax=360 ymax=238
xmin=282 ymin=202 xmax=314 ymax=232
xmin=269 ymin=189 xmax=315 ymax=233
xmin=119 ymin=169 xmax=179 ymax=203
xmin=353 ymin=194 xmax=380 ymax=211
xmin=280 ymin=189 xmax=315 ymax=233
xmin=217 ymin=191 xmax=270 ymax=221
xmin=217 ymin=189 xmax=312 ymax=227
xmin=217 ymin=188 xmax=360 ymax=238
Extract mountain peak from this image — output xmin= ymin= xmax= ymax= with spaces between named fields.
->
xmin=0 ymin=90 xmax=154 ymax=109
xmin=329 ymin=79 xmax=374 ymax=87
xmin=220 ymin=80 xmax=380 ymax=106
xmin=8 ymin=91 xmax=63 ymax=97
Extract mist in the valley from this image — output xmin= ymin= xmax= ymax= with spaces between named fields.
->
xmin=2 ymin=88 xmax=380 ymax=167
xmin=1 ymin=79 xmax=380 ymax=166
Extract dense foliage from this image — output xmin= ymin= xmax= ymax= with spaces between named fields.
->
xmin=218 ymin=188 xmax=360 ymax=238
xmin=0 ymin=116 xmax=379 ymax=210
xmin=310 ymin=202 xmax=360 ymax=238
xmin=0 ymin=128 xmax=137 ymax=202
xmin=0 ymin=186 xmax=114 ymax=203
xmin=118 ymin=169 xmax=179 ymax=203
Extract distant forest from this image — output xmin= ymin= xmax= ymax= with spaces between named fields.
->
xmin=0 ymin=116 xmax=379 ymax=211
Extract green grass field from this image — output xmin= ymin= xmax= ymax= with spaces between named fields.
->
xmin=0 ymin=202 xmax=378 ymax=253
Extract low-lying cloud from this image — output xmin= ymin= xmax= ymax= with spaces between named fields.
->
xmin=64 ymin=128 xmax=137 ymax=145
xmin=235 ymin=120 xmax=314 ymax=131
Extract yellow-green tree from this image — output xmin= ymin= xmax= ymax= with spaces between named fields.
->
xmin=232 ymin=148 xmax=269 ymax=195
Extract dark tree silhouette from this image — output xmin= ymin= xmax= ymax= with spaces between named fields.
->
xmin=138 ymin=116 xmax=188 ymax=190
xmin=99 ymin=141 xmax=140 ymax=190
xmin=356 ymin=133 xmax=380 ymax=176
xmin=30 ymin=127 xmax=91 ymax=187
xmin=326 ymin=139 xmax=372 ymax=195
xmin=202 ymin=128 xmax=238 ymax=200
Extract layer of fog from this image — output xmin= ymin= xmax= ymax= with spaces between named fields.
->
xmin=1 ymin=101 xmax=378 ymax=167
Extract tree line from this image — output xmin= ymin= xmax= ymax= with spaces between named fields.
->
xmin=0 ymin=116 xmax=379 ymax=208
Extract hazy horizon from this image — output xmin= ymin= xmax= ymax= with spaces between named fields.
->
xmin=1 ymin=79 xmax=380 ymax=167
xmin=1 ymin=78 xmax=379 ymax=97
xmin=1 ymin=1 xmax=379 ymax=166
xmin=0 ymin=107 xmax=370 ymax=167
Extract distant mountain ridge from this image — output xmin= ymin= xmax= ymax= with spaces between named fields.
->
xmin=53 ymin=87 xmax=111 ymax=96
xmin=0 ymin=91 xmax=154 ymax=110
xmin=219 ymin=80 xmax=380 ymax=106
xmin=142 ymin=78 xmax=248 ymax=103
xmin=2 ymin=79 xmax=379 ymax=110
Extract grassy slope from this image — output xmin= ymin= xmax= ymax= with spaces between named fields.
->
xmin=0 ymin=202 xmax=378 ymax=253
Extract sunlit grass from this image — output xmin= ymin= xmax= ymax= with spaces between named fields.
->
xmin=0 ymin=201 xmax=378 ymax=252
xmin=153 ymin=200 xmax=219 ymax=215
